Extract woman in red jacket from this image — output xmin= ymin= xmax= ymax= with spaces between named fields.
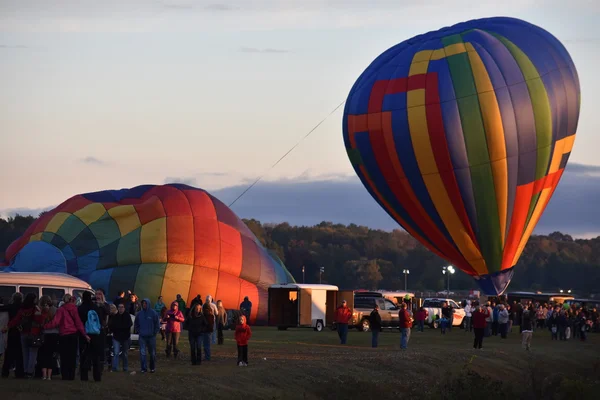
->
xmin=472 ymin=305 xmax=489 ymax=349
xmin=235 ymin=315 xmax=252 ymax=367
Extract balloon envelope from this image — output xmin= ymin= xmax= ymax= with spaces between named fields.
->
xmin=343 ymin=17 xmax=580 ymax=295
xmin=3 ymin=184 xmax=295 ymax=323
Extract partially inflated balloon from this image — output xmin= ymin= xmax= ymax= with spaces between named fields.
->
xmin=343 ymin=17 xmax=580 ymax=295
xmin=3 ymin=184 xmax=295 ymax=323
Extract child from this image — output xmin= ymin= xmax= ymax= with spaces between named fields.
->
xmin=234 ymin=315 xmax=252 ymax=367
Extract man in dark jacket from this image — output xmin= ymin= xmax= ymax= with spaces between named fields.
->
xmin=240 ymin=297 xmax=252 ymax=320
xmin=369 ymin=305 xmax=382 ymax=348
xmin=109 ymin=303 xmax=133 ymax=372
xmin=78 ymin=291 xmax=103 ymax=382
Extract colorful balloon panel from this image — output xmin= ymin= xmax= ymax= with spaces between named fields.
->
xmin=343 ymin=17 xmax=580 ymax=295
xmin=3 ymin=184 xmax=295 ymax=323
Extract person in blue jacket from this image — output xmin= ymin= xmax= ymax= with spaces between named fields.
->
xmin=134 ymin=298 xmax=160 ymax=373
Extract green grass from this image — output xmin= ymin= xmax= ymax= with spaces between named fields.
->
xmin=2 ymin=327 xmax=599 ymax=399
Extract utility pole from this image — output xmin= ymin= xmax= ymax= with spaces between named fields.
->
xmin=302 ymin=265 xmax=305 ymax=283
xmin=319 ymin=266 xmax=324 ymax=284
xmin=403 ymin=269 xmax=410 ymax=291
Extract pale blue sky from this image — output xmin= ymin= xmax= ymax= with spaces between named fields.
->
xmin=1 ymin=0 xmax=599 ymax=217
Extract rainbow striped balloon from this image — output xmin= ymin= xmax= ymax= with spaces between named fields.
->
xmin=3 ymin=185 xmax=294 ymax=323
xmin=343 ymin=17 xmax=580 ymax=294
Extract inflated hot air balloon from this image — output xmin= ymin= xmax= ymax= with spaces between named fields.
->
xmin=2 ymin=184 xmax=294 ymax=323
xmin=343 ymin=17 xmax=580 ymax=295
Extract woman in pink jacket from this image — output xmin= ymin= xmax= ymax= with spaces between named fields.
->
xmin=44 ymin=294 xmax=89 ymax=380
xmin=165 ymin=301 xmax=184 ymax=359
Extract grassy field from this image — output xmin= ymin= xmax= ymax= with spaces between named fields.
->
xmin=2 ymin=326 xmax=599 ymax=399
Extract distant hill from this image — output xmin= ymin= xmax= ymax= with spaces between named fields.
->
xmin=2 ymin=215 xmax=599 ymax=295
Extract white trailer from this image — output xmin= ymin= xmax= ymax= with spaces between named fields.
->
xmin=268 ymin=284 xmax=353 ymax=332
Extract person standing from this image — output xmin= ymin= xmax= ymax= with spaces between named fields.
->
xmin=240 ymin=296 xmax=252 ymax=321
xmin=415 ymin=307 xmax=426 ymax=332
xmin=235 ymin=315 xmax=252 ymax=367
xmin=472 ymin=306 xmax=488 ymax=349
xmin=109 ymin=303 xmax=132 ymax=372
xmin=175 ymin=294 xmax=186 ymax=316
xmin=165 ymin=301 xmax=185 ymax=359
xmin=398 ymin=303 xmax=411 ymax=349
xmin=521 ymin=306 xmax=534 ymax=350
xmin=187 ymin=303 xmax=207 ymax=365
xmin=202 ymin=303 xmax=215 ymax=361
xmin=205 ymin=295 xmax=219 ymax=344
xmin=216 ymin=300 xmax=227 ymax=345
xmin=94 ymin=288 xmax=110 ymax=370
xmin=43 ymin=294 xmax=89 ymax=380
xmin=0 ymin=292 xmax=24 ymax=378
xmin=6 ymin=293 xmax=44 ymax=378
xmin=78 ymin=291 xmax=104 ymax=382
xmin=498 ymin=304 xmax=509 ymax=339
xmin=441 ymin=302 xmax=451 ymax=334
xmin=334 ymin=300 xmax=352 ymax=345
xmin=464 ymin=301 xmax=473 ymax=333
xmin=38 ymin=296 xmax=58 ymax=380
xmin=134 ymin=299 xmax=160 ymax=373
xmin=154 ymin=296 xmax=166 ymax=315
xmin=369 ymin=305 xmax=382 ymax=348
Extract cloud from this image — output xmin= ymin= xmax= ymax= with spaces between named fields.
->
xmin=566 ymin=162 xmax=600 ymax=176
xmin=0 ymin=45 xmax=29 ymax=49
xmin=205 ymin=3 xmax=234 ymax=11
xmin=240 ymin=47 xmax=290 ymax=54
xmin=213 ymin=163 xmax=600 ymax=239
xmin=164 ymin=176 xmax=198 ymax=186
xmin=79 ymin=156 xmax=107 ymax=166
xmin=0 ymin=206 xmax=55 ymax=219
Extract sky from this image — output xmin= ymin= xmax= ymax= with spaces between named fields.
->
xmin=1 ymin=0 xmax=599 ymax=237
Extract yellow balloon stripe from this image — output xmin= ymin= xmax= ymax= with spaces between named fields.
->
xmin=108 ymin=204 xmax=142 ymax=236
xmin=73 ymin=203 xmax=106 ymax=226
xmin=466 ymin=43 xmax=508 ymax=247
xmin=141 ymin=217 xmax=167 ymax=263
xmin=45 ymin=212 xmax=71 ymax=234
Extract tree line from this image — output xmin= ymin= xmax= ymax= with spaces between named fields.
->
xmin=1 ymin=215 xmax=599 ymax=295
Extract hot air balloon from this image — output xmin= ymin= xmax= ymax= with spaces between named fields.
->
xmin=342 ymin=17 xmax=580 ymax=295
xmin=2 ymin=184 xmax=295 ymax=323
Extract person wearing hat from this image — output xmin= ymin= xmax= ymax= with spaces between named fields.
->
xmin=369 ymin=305 xmax=382 ymax=348
xmin=335 ymin=300 xmax=352 ymax=345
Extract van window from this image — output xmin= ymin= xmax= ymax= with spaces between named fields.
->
xmin=42 ymin=288 xmax=65 ymax=305
xmin=383 ymin=299 xmax=397 ymax=310
xmin=0 ymin=285 xmax=17 ymax=302
xmin=19 ymin=286 xmax=40 ymax=297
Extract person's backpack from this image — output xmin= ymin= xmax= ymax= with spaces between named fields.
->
xmin=85 ymin=309 xmax=101 ymax=335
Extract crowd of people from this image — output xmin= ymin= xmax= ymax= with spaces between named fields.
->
xmin=332 ymin=296 xmax=597 ymax=352
xmin=0 ymin=289 xmax=254 ymax=381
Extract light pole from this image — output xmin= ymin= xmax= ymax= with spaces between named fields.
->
xmin=302 ymin=265 xmax=305 ymax=283
xmin=442 ymin=265 xmax=455 ymax=294
xmin=403 ymin=269 xmax=410 ymax=291
xmin=319 ymin=267 xmax=324 ymax=284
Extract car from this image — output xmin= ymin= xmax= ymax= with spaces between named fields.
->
xmin=422 ymin=298 xmax=465 ymax=329
xmin=351 ymin=296 xmax=406 ymax=332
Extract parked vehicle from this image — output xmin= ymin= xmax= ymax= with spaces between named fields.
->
xmin=422 ymin=298 xmax=465 ymax=328
xmin=351 ymin=295 xmax=406 ymax=332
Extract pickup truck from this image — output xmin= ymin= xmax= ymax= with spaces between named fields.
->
xmin=422 ymin=298 xmax=465 ymax=329
xmin=350 ymin=296 xmax=407 ymax=331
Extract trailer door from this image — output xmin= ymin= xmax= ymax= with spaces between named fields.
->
xmin=299 ymin=288 xmax=312 ymax=326
xmin=337 ymin=290 xmax=354 ymax=309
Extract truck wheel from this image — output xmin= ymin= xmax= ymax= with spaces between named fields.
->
xmin=430 ymin=320 xmax=439 ymax=329
xmin=360 ymin=318 xmax=371 ymax=332
xmin=314 ymin=320 xmax=324 ymax=332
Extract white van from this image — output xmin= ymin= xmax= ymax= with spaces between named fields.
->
xmin=0 ymin=272 xmax=138 ymax=346
xmin=0 ymin=272 xmax=93 ymax=305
